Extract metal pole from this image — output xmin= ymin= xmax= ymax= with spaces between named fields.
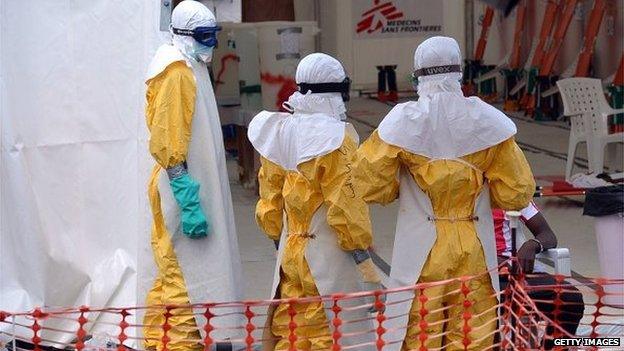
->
xmin=314 ymin=0 xmax=321 ymax=52
xmin=465 ymin=0 xmax=475 ymax=61
xmin=11 ymin=315 xmax=16 ymax=351
xmin=507 ymin=210 xmax=522 ymax=344
xmin=508 ymin=211 xmax=521 ymax=256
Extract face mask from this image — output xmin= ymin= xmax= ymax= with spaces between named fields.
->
xmin=192 ymin=41 xmax=213 ymax=63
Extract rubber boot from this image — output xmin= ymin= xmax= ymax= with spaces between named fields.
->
xmin=216 ymin=342 xmax=232 ymax=351
xmin=385 ymin=65 xmax=398 ymax=102
xmin=534 ymin=75 xmax=558 ymax=121
xmin=377 ymin=65 xmax=387 ymax=102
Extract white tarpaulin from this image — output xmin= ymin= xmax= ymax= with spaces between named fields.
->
xmin=0 ymin=0 xmax=168 ymax=347
xmin=199 ymin=0 xmax=242 ymax=23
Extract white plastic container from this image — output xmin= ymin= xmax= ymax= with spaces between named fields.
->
xmin=595 ymin=213 xmax=624 ymax=307
xmin=213 ymin=22 xmax=241 ymax=107
xmin=232 ymin=23 xmax=263 ymax=117
xmin=255 ymin=21 xmax=319 ymax=111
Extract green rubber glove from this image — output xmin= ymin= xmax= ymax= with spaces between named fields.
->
xmin=169 ymin=173 xmax=210 ymax=238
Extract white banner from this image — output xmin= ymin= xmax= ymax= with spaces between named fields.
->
xmin=353 ymin=0 xmax=444 ymax=39
xmin=1 ymin=1 xmax=165 ymax=347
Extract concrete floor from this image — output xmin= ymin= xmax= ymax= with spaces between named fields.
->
xmin=229 ymin=95 xmax=623 ymax=302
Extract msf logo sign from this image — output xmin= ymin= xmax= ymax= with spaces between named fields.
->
xmin=356 ymin=0 xmax=404 ymax=34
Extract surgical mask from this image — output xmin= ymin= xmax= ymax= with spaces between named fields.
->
xmin=192 ymin=41 xmax=214 ymax=63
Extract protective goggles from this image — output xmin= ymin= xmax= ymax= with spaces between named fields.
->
xmin=172 ymin=26 xmax=222 ymax=47
xmin=412 ymin=64 xmax=462 ymax=79
xmin=297 ymin=77 xmax=352 ymax=102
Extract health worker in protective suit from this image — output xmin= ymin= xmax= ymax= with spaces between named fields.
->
xmin=248 ymin=53 xmax=383 ymax=351
xmin=143 ymin=1 xmax=243 ymax=350
xmin=355 ymin=37 xmax=536 ymax=350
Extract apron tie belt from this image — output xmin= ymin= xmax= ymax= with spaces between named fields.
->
xmin=426 ymin=215 xmax=480 ymax=223
xmin=289 ymin=232 xmax=316 ymax=239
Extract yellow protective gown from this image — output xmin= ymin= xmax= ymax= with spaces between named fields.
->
xmin=357 ymin=131 xmax=535 ymax=350
xmin=143 ymin=61 xmax=201 ymax=350
xmin=256 ymin=135 xmax=373 ymax=350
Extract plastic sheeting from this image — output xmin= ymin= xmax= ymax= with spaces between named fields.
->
xmin=0 ymin=1 xmax=166 ymax=347
xmin=199 ymin=0 xmax=241 ymax=23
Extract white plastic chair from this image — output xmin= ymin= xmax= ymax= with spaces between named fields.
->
xmin=556 ymin=78 xmax=624 ymax=181
xmin=510 ymin=212 xmax=572 ymax=276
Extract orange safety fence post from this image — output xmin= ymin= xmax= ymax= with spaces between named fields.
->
xmin=509 ymin=213 xmax=520 ymax=349
xmin=460 ymin=277 xmax=473 ymax=350
xmin=592 ymin=278 xmax=607 ymax=340
xmin=500 ymin=275 xmax=511 ymax=350
xmin=203 ymin=305 xmax=215 ymax=350
xmin=31 ymin=308 xmax=46 ymax=351
xmin=287 ymin=300 xmax=297 ymax=351
xmin=417 ymin=287 xmax=428 ymax=351
xmin=516 ymin=273 xmax=528 ymax=348
xmin=331 ymin=296 xmax=343 ymax=351
xmin=118 ymin=309 xmax=130 ymax=351
xmin=374 ymin=291 xmax=387 ymax=351
xmin=161 ymin=306 xmax=173 ymax=351
xmin=75 ymin=306 xmax=88 ymax=351
xmin=245 ymin=305 xmax=256 ymax=350
xmin=551 ymin=275 xmax=565 ymax=342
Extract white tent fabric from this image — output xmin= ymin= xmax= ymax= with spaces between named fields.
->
xmin=199 ymin=0 xmax=242 ymax=22
xmin=0 ymin=1 xmax=168 ymax=347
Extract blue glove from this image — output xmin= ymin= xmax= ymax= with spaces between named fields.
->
xmin=169 ymin=172 xmax=210 ymax=238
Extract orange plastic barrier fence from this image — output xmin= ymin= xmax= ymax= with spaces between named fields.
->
xmin=1 ymin=260 xmax=622 ymax=351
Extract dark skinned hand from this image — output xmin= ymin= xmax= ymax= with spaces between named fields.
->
xmin=516 ymin=240 xmax=540 ymax=274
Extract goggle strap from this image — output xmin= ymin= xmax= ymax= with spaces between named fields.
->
xmin=413 ymin=64 xmax=462 ymax=78
xmin=172 ymin=26 xmax=221 ymax=36
xmin=298 ymin=80 xmax=350 ymax=95
xmin=172 ymin=27 xmax=194 ymax=36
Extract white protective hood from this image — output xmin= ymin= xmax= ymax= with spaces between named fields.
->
xmin=171 ymin=0 xmax=217 ymax=63
xmin=247 ymin=111 xmax=347 ymax=171
xmin=145 ymin=44 xmax=187 ymax=81
xmin=248 ymin=53 xmax=350 ymax=170
xmin=378 ymin=36 xmax=516 ymax=158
